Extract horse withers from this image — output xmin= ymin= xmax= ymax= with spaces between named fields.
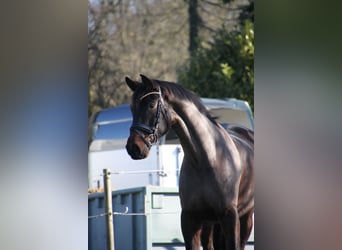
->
xmin=125 ymin=74 xmax=254 ymax=250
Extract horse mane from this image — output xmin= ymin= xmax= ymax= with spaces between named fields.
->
xmin=155 ymin=80 xmax=219 ymax=126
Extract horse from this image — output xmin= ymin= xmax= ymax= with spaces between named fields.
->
xmin=201 ymin=123 xmax=254 ymax=249
xmin=125 ymin=74 xmax=254 ymax=250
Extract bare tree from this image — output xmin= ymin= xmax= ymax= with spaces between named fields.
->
xmin=88 ymin=0 xmax=252 ymax=143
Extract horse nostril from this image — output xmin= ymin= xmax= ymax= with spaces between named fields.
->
xmin=131 ymin=144 xmax=140 ymax=155
xmin=126 ymin=142 xmax=141 ymax=159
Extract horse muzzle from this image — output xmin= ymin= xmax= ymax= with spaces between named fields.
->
xmin=125 ymin=132 xmax=150 ymax=160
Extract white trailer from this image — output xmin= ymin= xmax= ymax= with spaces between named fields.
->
xmin=88 ymin=98 xmax=253 ymax=191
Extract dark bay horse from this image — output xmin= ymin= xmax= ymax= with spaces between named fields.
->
xmin=125 ymin=74 xmax=254 ymax=250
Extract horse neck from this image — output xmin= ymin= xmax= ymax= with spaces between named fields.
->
xmin=170 ymin=99 xmax=222 ymax=164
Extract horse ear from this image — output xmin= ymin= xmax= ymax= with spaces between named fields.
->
xmin=125 ymin=76 xmax=139 ymax=91
xmin=140 ymin=74 xmax=157 ymax=89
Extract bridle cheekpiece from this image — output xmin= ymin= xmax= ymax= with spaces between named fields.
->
xmin=130 ymin=88 xmax=164 ymax=149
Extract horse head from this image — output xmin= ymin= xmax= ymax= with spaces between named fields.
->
xmin=125 ymin=74 xmax=171 ymax=159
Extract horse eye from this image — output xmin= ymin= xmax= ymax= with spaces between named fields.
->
xmin=149 ymin=101 xmax=155 ymax=108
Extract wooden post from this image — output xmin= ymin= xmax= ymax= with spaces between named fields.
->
xmin=103 ymin=168 xmax=115 ymax=250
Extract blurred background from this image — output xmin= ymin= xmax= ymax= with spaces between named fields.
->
xmin=0 ymin=0 xmax=342 ymax=249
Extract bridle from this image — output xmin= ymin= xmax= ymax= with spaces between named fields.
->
xmin=130 ymin=88 xmax=167 ymax=149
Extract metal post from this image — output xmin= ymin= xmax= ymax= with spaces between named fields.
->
xmin=103 ymin=168 xmax=115 ymax=250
